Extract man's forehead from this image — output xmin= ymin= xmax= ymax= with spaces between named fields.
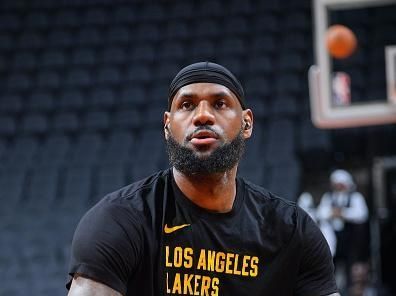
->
xmin=174 ymin=83 xmax=238 ymax=99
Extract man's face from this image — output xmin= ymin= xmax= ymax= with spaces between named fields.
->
xmin=164 ymin=83 xmax=253 ymax=175
xmin=332 ymin=182 xmax=348 ymax=192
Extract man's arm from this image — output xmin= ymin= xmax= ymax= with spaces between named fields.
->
xmin=68 ymin=275 xmax=123 ymax=296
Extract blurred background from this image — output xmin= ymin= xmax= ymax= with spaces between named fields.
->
xmin=0 ymin=0 xmax=395 ymax=295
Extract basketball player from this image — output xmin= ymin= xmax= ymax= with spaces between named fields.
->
xmin=67 ymin=62 xmax=340 ymax=296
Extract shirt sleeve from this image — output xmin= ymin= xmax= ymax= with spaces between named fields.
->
xmin=67 ymin=198 xmax=143 ymax=295
xmin=341 ymin=192 xmax=368 ymax=223
xmin=316 ymin=193 xmax=333 ymax=221
xmin=294 ymin=208 xmax=338 ymax=296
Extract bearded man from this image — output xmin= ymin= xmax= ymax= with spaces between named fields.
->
xmin=67 ymin=62 xmax=339 ymax=296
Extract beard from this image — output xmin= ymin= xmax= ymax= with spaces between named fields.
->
xmin=166 ymin=127 xmax=245 ymax=176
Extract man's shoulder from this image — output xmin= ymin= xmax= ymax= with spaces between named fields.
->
xmin=242 ymin=178 xmax=297 ymax=209
xmin=94 ymin=168 xmax=171 ymax=212
xmin=241 ymin=178 xmax=299 ymax=222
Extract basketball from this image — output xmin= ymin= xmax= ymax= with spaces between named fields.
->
xmin=326 ymin=24 xmax=357 ymax=59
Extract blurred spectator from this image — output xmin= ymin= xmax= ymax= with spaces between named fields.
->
xmin=317 ymin=169 xmax=369 ymax=292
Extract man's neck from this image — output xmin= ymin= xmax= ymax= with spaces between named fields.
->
xmin=172 ymin=167 xmax=238 ymax=213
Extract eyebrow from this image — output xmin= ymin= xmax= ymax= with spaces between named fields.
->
xmin=177 ymin=91 xmax=233 ymax=100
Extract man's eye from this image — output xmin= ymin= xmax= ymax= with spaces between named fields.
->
xmin=215 ymin=100 xmax=226 ymax=109
xmin=181 ymin=101 xmax=193 ymax=110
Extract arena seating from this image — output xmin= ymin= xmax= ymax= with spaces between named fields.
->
xmin=0 ymin=0 xmax=395 ymax=294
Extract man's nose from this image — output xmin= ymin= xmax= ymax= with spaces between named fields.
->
xmin=192 ymin=101 xmax=215 ymax=126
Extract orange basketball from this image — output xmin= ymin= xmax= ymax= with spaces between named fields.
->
xmin=326 ymin=25 xmax=357 ymax=59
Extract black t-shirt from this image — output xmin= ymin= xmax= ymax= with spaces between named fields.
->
xmin=67 ymin=169 xmax=338 ymax=296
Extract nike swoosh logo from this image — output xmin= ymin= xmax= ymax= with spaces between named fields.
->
xmin=164 ymin=223 xmax=191 ymax=234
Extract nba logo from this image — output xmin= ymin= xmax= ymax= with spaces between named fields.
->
xmin=332 ymin=72 xmax=351 ymax=107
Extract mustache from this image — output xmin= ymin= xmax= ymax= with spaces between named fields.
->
xmin=186 ymin=126 xmax=221 ymax=141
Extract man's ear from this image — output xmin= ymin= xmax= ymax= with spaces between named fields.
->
xmin=242 ymin=109 xmax=253 ymax=139
xmin=163 ymin=111 xmax=170 ymax=140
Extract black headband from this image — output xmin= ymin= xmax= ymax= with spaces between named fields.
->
xmin=168 ymin=61 xmax=246 ymax=110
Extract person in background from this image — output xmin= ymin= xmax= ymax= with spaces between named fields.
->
xmin=317 ymin=169 xmax=369 ymax=292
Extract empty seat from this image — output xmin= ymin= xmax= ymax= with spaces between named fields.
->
xmin=0 ymin=169 xmax=27 ymax=211
xmin=52 ymin=112 xmax=80 ymax=133
xmin=155 ymin=62 xmax=181 ymax=82
xmin=24 ymin=168 xmax=59 ymax=210
xmin=268 ymin=162 xmax=300 ymax=201
xmin=12 ymin=51 xmax=37 ymax=70
xmin=245 ymin=77 xmax=271 ymax=97
xmin=196 ymin=0 xmax=223 ymax=17
xmin=275 ymin=74 xmax=301 ymax=94
xmin=6 ymin=73 xmax=32 ymax=90
xmin=224 ymin=17 xmax=249 ymax=35
xmin=250 ymin=35 xmax=277 ymax=54
xmin=100 ymin=131 xmax=135 ymax=164
xmin=60 ymin=166 xmax=93 ymax=211
xmin=17 ymin=31 xmax=44 ymax=49
xmin=71 ymin=48 xmax=97 ymax=66
xmin=194 ymin=19 xmax=220 ymax=38
xmin=47 ymin=29 xmax=73 ymax=48
xmin=136 ymin=24 xmax=160 ymax=41
xmin=69 ymin=132 xmax=103 ymax=165
xmin=190 ymin=39 xmax=215 ymax=59
xmin=100 ymin=46 xmax=127 ymax=65
xmin=215 ymin=57 xmax=242 ymax=77
xmin=0 ymin=93 xmax=23 ymax=114
xmin=113 ymin=109 xmax=140 ymax=130
xmin=169 ymin=2 xmax=194 ymax=20
xmin=40 ymin=50 xmax=67 ymax=68
xmin=165 ymin=21 xmax=191 ymax=40
xmin=0 ymin=116 xmax=17 ymax=136
xmin=21 ymin=113 xmax=48 ymax=134
xmin=58 ymin=90 xmax=85 ymax=111
xmin=247 ymin=56 xmax=273 ymax=75
xmin=285 ymin=12 xmax=311 ymax=31
xmin=83 ymin=8 xmax=109 ymax=26
xmin=88 ymin=87 xmax=116 ymax=109
xmin=158 ymin=42 xmax=185 ymax=60
xmin=119 ymin=86 xmax=146 ymax=106
xmin=35 ymin=135 xmax=70 ymax=167
xmin=281 ymin=33 xmax=309 ymax=51
xmin=2 ymin=136 xmax=39 ymax=169
xmin=228 ymin=0 xmax=253 ymax=15
xmin=0 ymin=33 xmax=15 ymax=51
xmin=126 ymin=64 xmax=152 ymax=83
xmin=279 ymin=53 xmax=304 ymax=71
xmin=252 ymin=15 xmax=279 ymax=33
xmin=27 ymin=91 xmax=54 ymax=113
xmin=65 ymin=69 xmax=92 ymax=87
xmin=82 ymin=111 xmax=110 ymax=132
xmin=264 ymin=119 xmax=296 ymax=165
xmin=95 ymin=164 xmax=127 ymax=197
xmin=112 ymin=5 xmax=136 ymax=24
xmin=135 ymin=129 xmax=166 ymax=166
xmin=54 ymin=10 xmax=81 ymax=28
xmin=36 ymin=70 xmax=61 ymax=89
xmin=76 ymin=27 xmax=102 ymax=46
xmin=130 ymin=43 xmax=156 ymax=62
xmin=270 ymin=95 xmax=298 ymax=118
xmin=25 ymin=11 xmax=50 ymax=29
xmin=96 ymin=66 xmax=122 ymax=85
xmin=105 ymin=25 xmax=131 ymax=44
xmin=0 ymin=12 xmax=21 ymax=31
xmin=140 ymin=3 xmax=166 ymax=22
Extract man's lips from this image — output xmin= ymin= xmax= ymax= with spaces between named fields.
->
xmin=189 ymin=130 xmax=219 ymax=145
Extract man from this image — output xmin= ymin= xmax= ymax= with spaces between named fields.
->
xmin=67 ymin=62 xmax=339 ymax=296
xmin=317 ymin=169 xmax=369 ymax=291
